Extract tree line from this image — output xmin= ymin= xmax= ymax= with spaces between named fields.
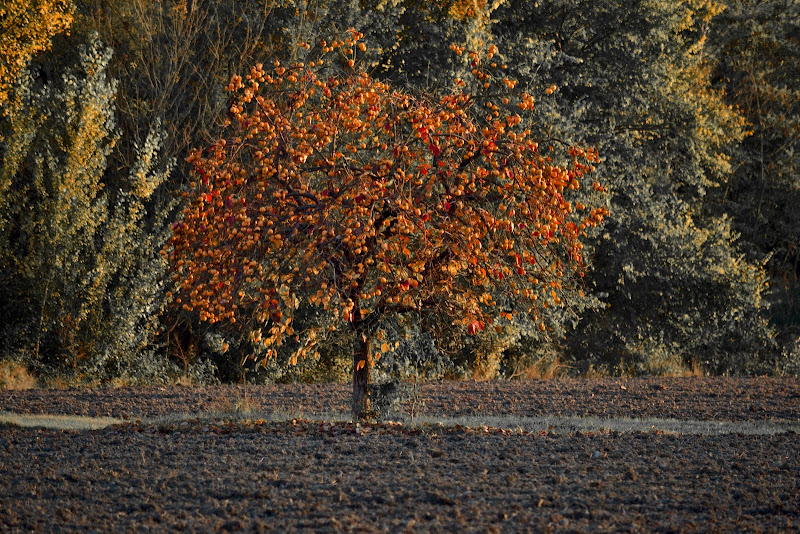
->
xmin=0 ymin=0 xmax=797 ymax=393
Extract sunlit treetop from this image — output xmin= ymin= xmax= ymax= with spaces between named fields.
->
xmin=0 ymin=0 xmax=74 ymax=112
xmin=165 ymin=30 xmax=607 ymax=368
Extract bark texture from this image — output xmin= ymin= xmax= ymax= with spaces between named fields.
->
xmin=351 ymin=323 xmax=371 ymax=420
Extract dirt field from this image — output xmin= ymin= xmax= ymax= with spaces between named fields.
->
xmin=1 ymin=378 xmax=798 ymax=532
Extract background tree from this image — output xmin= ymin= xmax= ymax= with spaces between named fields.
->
xmin=488 ymin=0 xmax=777 ymax=374
xmin=0 ymin=36 xmax=177 ymax=383
xmin=71 ymin=0 xmax=295 ymax=180
xmin=707 ymin=0 xmax=800 ymax=363
xmin=0 ymin=0 xmax=74 ymax=111
xmin=166 ymin=34 xmax=607 ymax=416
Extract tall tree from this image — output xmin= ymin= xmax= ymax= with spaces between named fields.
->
xmin=489 ymin=0 xmax=776 ymax=374
xmin=708 ymin=0 xmax=800 ymax=357
xmin=0 ymin=36 xmax=173 ymax=380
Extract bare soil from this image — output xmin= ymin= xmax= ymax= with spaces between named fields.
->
xmin=1 ymin=377 xmax=798 ymax=532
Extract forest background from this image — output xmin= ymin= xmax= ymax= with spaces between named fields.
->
xmin=1 ymin=0 xmax=798 ymax=390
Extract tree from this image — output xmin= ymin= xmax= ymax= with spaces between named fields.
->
xmin=0 ymin=0 xmax=73 ymax=111
xmin=71 ymin=0 xmax=298 ymax=180
xmin=707 ymin=0 xmax=800 ymax=359
xmin=0 ymin=35 xmax=173 ymax=381
xmin=166 ymin=32 xmax=607 ymax=417
xmin=488 ymin=0 xmax=776 ymax=374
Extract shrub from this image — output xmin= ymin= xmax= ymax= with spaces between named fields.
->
xmin=0 ymin=356 xmax=37 ymax=390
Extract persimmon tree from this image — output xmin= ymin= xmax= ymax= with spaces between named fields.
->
xmin=166 ymin=31 xmax=607 ymax=418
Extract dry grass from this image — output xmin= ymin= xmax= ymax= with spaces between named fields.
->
xmin=517 ymin=355 xmax=570 ymax=380
xmin=468 ymin=352 xmax=502 ymax=380
xmin=0 ymin=360 xmax=36 ymax=390
xmin=0 ymin=411 xmax=122 ymax=430
xmin=679 ymin=358 xmax=707 ymax=377
xmin=208 ymin=386 xmax=261 ymax=417
xmin=3 ymin=408 xmax=797 ymax=436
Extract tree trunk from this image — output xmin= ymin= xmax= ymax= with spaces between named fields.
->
xmin=351 ymin=323 xmax=371 ymax=420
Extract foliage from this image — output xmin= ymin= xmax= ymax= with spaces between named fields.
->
xmin=0 ymin=0 xmax=74 ymax=111
xmin=71 ymin=0 xmax=305 ymax=182
xmin=0 ymin=35 xmax=175 ymax=382
xmin=782 ymin=337 xmax=800 ymax=377
xmin=0 ymin=0 xmax=796 ymax=386
xmin=707 ymin=0 xmax=800 ymax=349
xmin=486 ymin=0 xmax=777 ymax=375
xmin=166 ymin=31 xmax=606 ymax=415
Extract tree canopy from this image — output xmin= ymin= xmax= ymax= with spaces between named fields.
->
xmin=166 ymin=34 xmax=607 ymax=415
xmin=0 ymin=0 xmax=797 ymax=388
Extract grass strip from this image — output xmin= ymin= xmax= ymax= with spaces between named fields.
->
xmin=0 ymin=411 xmax=124 ymax=430
xmin=2 ymin=410 xmax=797 ymax=435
